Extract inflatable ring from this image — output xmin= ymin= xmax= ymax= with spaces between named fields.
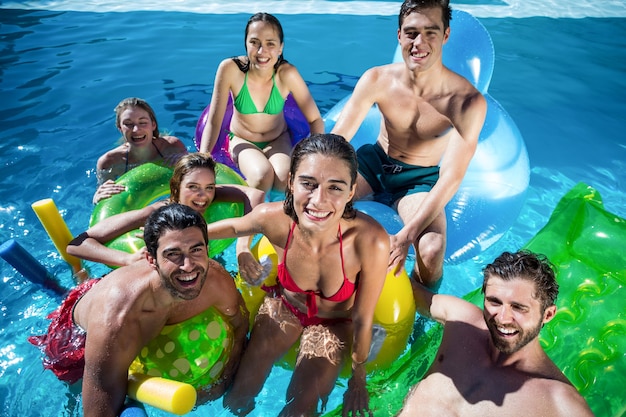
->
xmin=89 ymin=162 xmax=246 ymax=262
xmin=129 ymin=306 xmax=234 ymax=389
xmin=322 ymin=183 xmax=626 ymax=417
xmin=193 ymin=94 xmax=310 ymax=173
xmin=324 ymin=10 xmax=529 ymax=265
xmin=236 ymin=235 xmax=416 ymax=374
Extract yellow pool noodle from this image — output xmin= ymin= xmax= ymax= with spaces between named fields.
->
xmin=31 ymin=198 xmax=82 ymax=272
xmin=127 ymin=373 xmax=197 ymax=415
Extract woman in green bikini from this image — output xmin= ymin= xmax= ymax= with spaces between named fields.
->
xmin=200 ymin=12 xmax=324 ymax=194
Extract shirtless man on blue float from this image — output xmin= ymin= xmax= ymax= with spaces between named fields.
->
xmin=332 ymin=0 xmax=486 ymax=287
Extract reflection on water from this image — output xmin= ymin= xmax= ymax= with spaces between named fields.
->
xmin=0 ymin=6 xmax=625 ymax=417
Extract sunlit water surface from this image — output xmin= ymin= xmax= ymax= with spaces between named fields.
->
xmin=1 ymin=1 xmax=624 ymax=416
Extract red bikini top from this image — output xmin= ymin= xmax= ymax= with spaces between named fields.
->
xmin=277 ymin=222 xmax=356 ymax=318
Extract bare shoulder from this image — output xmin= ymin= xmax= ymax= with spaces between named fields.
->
xmin=201 ymin=259 xmax=244 ymax=315
xmin=444 ymin=66 xmax=479 ymax=93
xmin=208 ymin=258 xmax=233 ymax=283
xmin=262 ymin=203 xmax=292 ymax=228
xmin=444 ymin=68 xmax=486 ymax=112
xmin=360 ymin=63 xmax=402 ymax=85
xmin=158 ymin=135 xmax=188 ymax=153
xmin=151 ymin=136 xmax=187 ymax=165
xmin=160 ymin=134 xmax=184 ymax=145
xmin=355 ymin=63 xmax=413 ymax=106
xmin=275 ymin=62 xmax=306 ymax=89
xmin=77 ymin=262 xmax=154 ymax=328
xmin=275 ymin=61 xmax=298 ymax=77
xmin=219 ymin=56 xmax=241 ymax=71
xmin=351 ymin=211 xmax=390 ymax=251
xmin=96 ymin=145 xmax=125 ymax=170
xmin=540 ymin=377 xmax=594 ymax=416
xmin=438 ymin=293 xmax=484 ymax=324
xmin=246 ymin=202 xmax=292 ymax=244
xmin=216 ymin=57 xmax=245 ymax=84
xmin=255 ymin=201 xmax=289 ymax=221
xmin=204 ymin=259 xmax=238 ymax=296
xmin=353 ymin=210 xmax=388 ymax=237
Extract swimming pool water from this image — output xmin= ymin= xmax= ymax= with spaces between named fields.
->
xmin=1 ymin=1 xmax=625 ymax=416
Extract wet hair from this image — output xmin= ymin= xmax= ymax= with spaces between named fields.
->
xmin=114 ymin=97 xmax=160 ymax=139
xmin=143 ymin=203 xmax=208 ymax=258
xmin=169 ymin=153 xmax=217 ymax=202
xmin=283 ymin=133 xmax=357 ymax=222
xmin=238 ymin=12 xmax=288 ymax=72
xmin=482 ymin=250 xmax=559 ymax=311
xmin=399 ymin=0 xmax=452 ymax=30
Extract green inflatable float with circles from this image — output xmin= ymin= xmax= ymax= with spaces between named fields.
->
xmin=323 ymin=183 xmax=626 ymax=417
xmin=89 ymin=162 xmax=246 ymax=262
xmin=129 ymin=306 xmax=234 ymax=389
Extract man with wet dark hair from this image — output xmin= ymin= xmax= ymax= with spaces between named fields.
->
xmin=30 ymin=204 xmax=249 ymax=416
xmin=332 ymin=0 xmax=486 ymax=288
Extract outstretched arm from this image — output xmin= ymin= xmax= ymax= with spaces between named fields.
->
xmin=389 ymin=90 xmax=487 ymax=274
xmin=213 ymin=185 xmax=267 ymax=283
xmin=67 ymin=203 xmax=161 ymax=267
xmin=281 ymin=64 xmax=324 ymax=135
xmin=213 ymin=184 xmax=265 ymax=216
xmin=331 ymin=67 xmax=380 ymax=141
xmin=200 ymin=59 xmax=234 ymax=154
xmin=205 ymin=201 xmax=283 ymax=240
xmin=342 ymin=217 xmax=389 ymax=417
xmin=412 ymin=280 xmax=478 ymax=325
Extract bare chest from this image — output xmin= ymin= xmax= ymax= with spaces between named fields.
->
xmin=405 ymin=349 xmax=561 ymax=417
xmin=377 ymin=95 xmax=453 ymax=163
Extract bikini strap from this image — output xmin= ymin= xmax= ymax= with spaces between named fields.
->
xmin=281 ymin=222 xmax=318 ymax=318
xmin=124 ymin=146 xmax=129 ymax=173
xmin=152 ymin=141 xmax=164 ymax=158
xmin=282 ymin=222 xmax=297 ymax=265
xmin=231 ymin=56 xmax=248 ymax=72
xmin=338 ymin=223 xmax=347 ymax=280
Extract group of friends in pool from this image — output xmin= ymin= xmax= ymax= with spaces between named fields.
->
xmin=29 ymin=0 xmax=593 ymax=416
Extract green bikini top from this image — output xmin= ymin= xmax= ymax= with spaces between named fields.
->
xmin=234 ymin=72 xmax=285 ymax=115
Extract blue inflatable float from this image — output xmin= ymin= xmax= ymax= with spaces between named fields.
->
xmin=324 ymin=10 xmax=529 ymax=264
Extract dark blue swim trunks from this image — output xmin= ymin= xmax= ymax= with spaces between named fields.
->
xmin=356 ymin=143 xmax=440 ymax=207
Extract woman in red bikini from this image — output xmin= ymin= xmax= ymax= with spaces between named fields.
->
xmin=199 ymin=13 xmax=324 ymax=193
xmin=206 ymin=133 xmax=389 ymax=416
xmin=93 ymin=97 xmax=188 ymax=204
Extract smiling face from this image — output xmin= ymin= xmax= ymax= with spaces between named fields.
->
xmin=289 ymin=153 xmax=356 ymax=228
xmin=397 ymin=7 xmax=449 ymax=73
xmin=176 ymin=167 xmax=216 ymax=215
xmin=149 ymin=227 xmax=209 ymax=301
xmin=483 ymin=275 xmax=556 ymax=354
xmin=245 ymin=20 xmax=284 ymax=70
xmin=118 ymin=106 xmax=157 ymax=147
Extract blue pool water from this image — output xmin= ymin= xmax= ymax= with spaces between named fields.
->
xmin=1 ymin=1 xmax=625 ymax=416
